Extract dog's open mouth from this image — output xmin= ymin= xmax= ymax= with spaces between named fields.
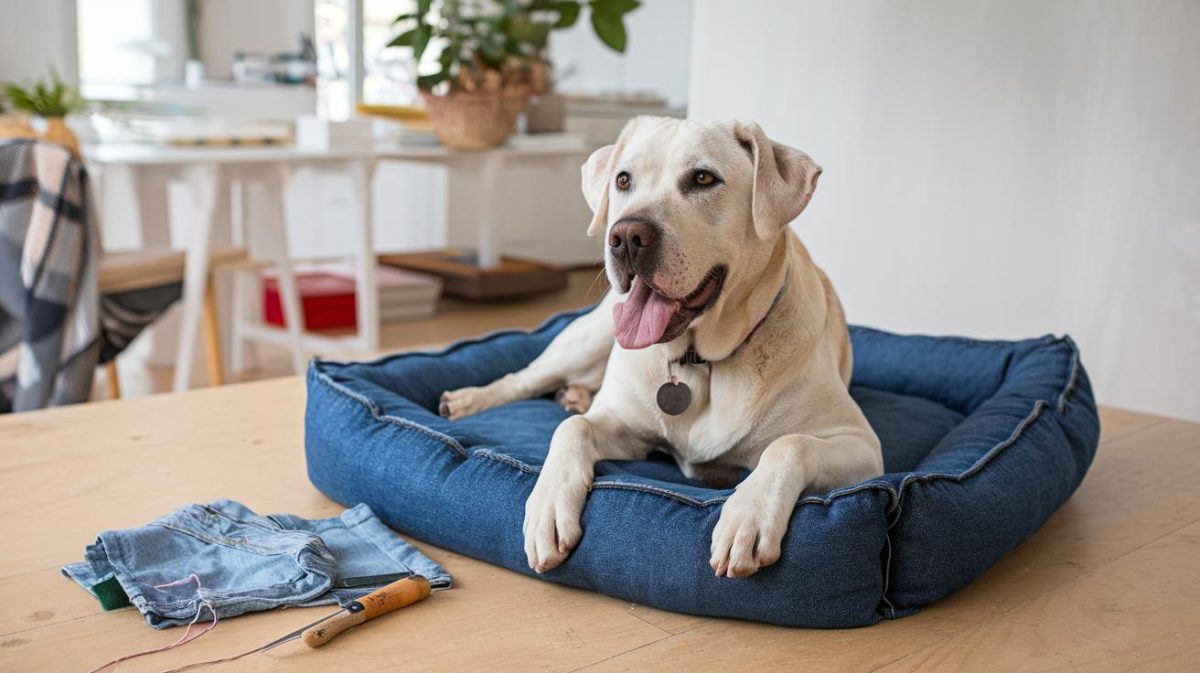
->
xmin=612 ymin=266 xmax=726 ymax=349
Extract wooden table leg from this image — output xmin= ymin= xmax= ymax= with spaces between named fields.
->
xmin=202 ymin=279 xmax=224 ymax=386
xmin=104 ymin=360 xmax=121 ymax=399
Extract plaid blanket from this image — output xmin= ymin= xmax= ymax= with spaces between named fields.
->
xmin=0 ymin=140 xmax=100 ymax=412
xmin=0 ymin=139 xmax=180 ymax=412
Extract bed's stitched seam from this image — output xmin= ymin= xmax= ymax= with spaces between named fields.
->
xmin=593 ymin=480 xmax=898 ymax=509
xmin=312 ymin=369 xmax=469 ymax=458
xmin=588 ymin=481 xmax=727 ymax=507
xmin=1056 ymin=338 xmax=1082 ymax=413
xmin=879 ymin=532 xmax=897 ymax=619
xmin=472 ymin=449 xmax=540 ymax=475
xmin=849 ymin=326 xmax=1018 ymax=350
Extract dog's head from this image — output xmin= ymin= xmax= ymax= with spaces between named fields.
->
xmin=582 ymin=116 xmax=822 ymax=350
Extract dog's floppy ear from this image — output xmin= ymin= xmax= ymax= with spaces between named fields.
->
xmin=581 ymin=145 xmax=615 ymax=237
xmin=581 ymin=119 xmax=638 ymax=237
xmin=733 ymin=121 xmax=822 ymax=239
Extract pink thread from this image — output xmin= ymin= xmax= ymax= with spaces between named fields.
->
xmin=153 ymin=637 xmax=280 ymax=673
xmin=86 ymin=574 xmax=219 ymax=673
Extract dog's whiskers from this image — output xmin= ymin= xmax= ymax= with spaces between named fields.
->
xmin=585 ymin=264 xmax=608 ymax=301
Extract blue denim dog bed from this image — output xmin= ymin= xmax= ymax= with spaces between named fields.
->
xmin=305 ymin=308 xmax=1100 ymax=628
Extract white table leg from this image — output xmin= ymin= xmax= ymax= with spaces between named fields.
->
xmin=228 ymin=179 xmax=259 ymax=374
xmin=348 ymin=159 xmax=380 ymax=353
xmin=476 ymin=150 xmax=503 ymax=269
xmin=173 ymin=163 xmax=220 ymax=392
xmin=262 ymin=166 xmax=306 ymax=375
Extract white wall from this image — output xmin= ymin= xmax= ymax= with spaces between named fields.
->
xmin=195 ymin=0 xmax=315 ymax=79
xmin=689 ymin=1 xmax=1200 ymax=421
xmin=77 ymin=0 xmax=188 ymax=86
xmin=550 ymin=0 xmax=691 ymax=105
xmin=0 ymin=0 xmax=78 ymax=83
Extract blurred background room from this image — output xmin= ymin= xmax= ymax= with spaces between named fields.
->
xmin=6 ymin=6 xmax=1200 ymax=671
xmin=0 ymin=0 xmax=1195 ymax=423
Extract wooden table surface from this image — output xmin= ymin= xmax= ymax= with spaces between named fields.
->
xmin=1 ymin=379 xmax=1197 ymax=672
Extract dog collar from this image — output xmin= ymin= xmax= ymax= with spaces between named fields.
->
xmin=657 ymin=274 xmax=789 ymax=416
xmin=672 ymin=272 xmax=789 ymax=367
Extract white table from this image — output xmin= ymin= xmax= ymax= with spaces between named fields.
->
xmin=87 ymin=144 xmax=377 ymax=392
xmin=84 ymin=135 xmax=589 ymax=390
xmin=375 ymin=137 xmax=592 ymax=267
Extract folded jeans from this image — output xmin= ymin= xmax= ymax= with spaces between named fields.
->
xmin=62 ymin=499 xmax=451 ymax=628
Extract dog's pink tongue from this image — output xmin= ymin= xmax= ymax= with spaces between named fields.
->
xmin=613 ymin=276 xmax=678 ymax=349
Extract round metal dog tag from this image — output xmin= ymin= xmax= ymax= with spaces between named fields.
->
xmin=656 ymin=381 xmax=692 ymax=416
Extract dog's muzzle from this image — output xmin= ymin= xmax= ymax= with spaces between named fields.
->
xmin=607 ymin=218 xmax=661 ymax=290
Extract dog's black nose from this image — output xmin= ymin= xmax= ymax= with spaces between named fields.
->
xmin=609 ymin=219 xmax=657 ymax=256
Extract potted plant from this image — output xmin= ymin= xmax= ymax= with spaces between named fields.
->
xmin=391 ymin=0 xmax=639 ymax=149
xmin=518 ymin=0 xmax=640 ymax=133
xmin=3 ymin=69 xmax=85 ymax=156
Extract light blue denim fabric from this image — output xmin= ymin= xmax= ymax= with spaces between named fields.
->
xmin=62 ymin=500 xmax=451 ymax=628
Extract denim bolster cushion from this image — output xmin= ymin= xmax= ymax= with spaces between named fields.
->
xmin=304 ymin=307 xmax=1100 ymax=628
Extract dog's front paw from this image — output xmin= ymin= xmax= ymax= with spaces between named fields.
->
xmin=709 ymin=488 xmax=788 ymax=578
xmin=523 ymin=477 xmax=587 ymax=573
xmin=554 ymin=384 xmax=594 ymax=415
xmin=439 ymin=387 xmax=485 ymax=420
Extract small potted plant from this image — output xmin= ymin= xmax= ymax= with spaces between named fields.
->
xmin=391 ymin=0 xmax=639 ymax=149
xmin=3 ymin=69 xmax=85 ymax=156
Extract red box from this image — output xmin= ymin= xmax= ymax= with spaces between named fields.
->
xmin=263 ymin=273 xmax=357 ymax=330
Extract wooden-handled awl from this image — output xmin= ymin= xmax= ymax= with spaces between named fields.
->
xmin=260 ymin=575 xmax=442 ymax=653
xmin=301 ymin=575 xmax=431 ymax=647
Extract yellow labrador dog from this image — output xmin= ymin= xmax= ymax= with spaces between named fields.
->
xmin=441 ymin=117 xmax=882 ymax=578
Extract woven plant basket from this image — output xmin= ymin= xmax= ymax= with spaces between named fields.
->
xmin=422 ymin=85 xmax=530 ymax=150
xmin=0 ymin=116 xmax=80 ymax=157
xmin=0 ymin=116 xmax=38 ymax=143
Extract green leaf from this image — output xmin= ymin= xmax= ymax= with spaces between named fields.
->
xmin=590 ymin=0 xmax=639 ymax=17
xmin=528 ymin=22 xmax=552 ymax=50
xmin=417 ymin=70 xmax=449 ymax=91
xmin=416 ymin=0 xmax=432 ymax=17
xmin=480 ymin=40 xmax=504 ymax=67
xmin=388 ymin=27 xmax=418 ymax=47
xmin=411 ymin=24 xmax=432 ymax=60
xmin=590 ymin=11 xmax=627 ymax=52
xmin=3 ymin=71 xmax=81 ymax=116
xmin=391 ymin=12 xmax=417 ymax=24
xmin=504 ymin=13 xmax=534 ymax=42
xmin=553 ymin=1 xmax=581 ymax=28
xmin=438 ymin=40 xmax=458 ymax=67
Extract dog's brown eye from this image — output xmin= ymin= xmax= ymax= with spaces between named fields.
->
xmin=615 ymin=172 xmax=631 ymax=191
xmin=694 ymin=170 xmax=715 ymax=186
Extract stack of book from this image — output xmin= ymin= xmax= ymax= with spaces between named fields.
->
xmin=263 ymin=263 xmax=442 ymax=330
xmin=373 ymin=264 xmax=443 ymax=322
